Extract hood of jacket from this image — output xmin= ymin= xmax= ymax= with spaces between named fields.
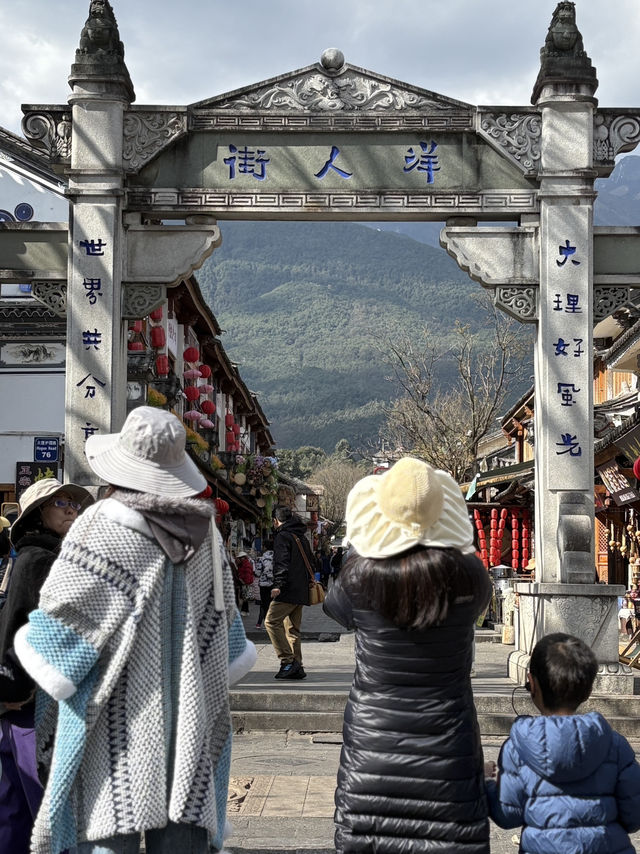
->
xmin=276 ymin=517 xmax=308 ymax=539
xmin=510 ymin=711 xmax=613 ymax=784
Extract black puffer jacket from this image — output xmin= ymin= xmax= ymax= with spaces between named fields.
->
xmin=324 ymin=554 xmax=491 ymax=854
xmin=272 ymin=517 xmax=313 ymax=605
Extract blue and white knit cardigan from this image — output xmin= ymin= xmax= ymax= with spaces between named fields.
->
xmin=15 ymin=497 xmax=256 ymax=854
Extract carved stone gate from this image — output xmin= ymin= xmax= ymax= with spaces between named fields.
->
xmin=10 ymin=0 xmax=640 ymax=688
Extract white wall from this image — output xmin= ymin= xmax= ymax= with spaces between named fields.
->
xmin=0 ymin=373 xmax=65 ymax=483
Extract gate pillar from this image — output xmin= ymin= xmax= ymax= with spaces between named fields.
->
xmin=515 ymin=7 xmax=627 ymax=690
xmin=62 ymin=2 xmax=135 ymax=484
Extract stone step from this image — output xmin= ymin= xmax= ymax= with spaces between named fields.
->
xmin=231 ymin=691 xmax=640 ymax=738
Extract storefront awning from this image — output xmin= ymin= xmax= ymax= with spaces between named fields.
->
xmin=475 ymin=460 xmax=535 ymax=490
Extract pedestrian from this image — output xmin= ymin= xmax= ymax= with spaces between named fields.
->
xmin=14 ymin=407 xmax=256 ymax=854
xmin=318 ymin=549 xmax=331 ymax=588
xmin=236 ymin=550 xmax=254 ymax=614
xmin=0 ymin=478 xmax=93 ymax=854
xmin=486 ymin=632 xmax=640 ymax=853
xmin=264 ymin=505 xmax=312 ymax=680
xmin=254 ymin=541 xmax=274 ymax=629
xmin=323 ymin=457 xmax=492 ymax=853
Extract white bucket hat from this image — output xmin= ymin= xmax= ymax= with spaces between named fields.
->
xmin=85 ymin=406 xmax=207 ymax=497
xmin=345 ymin=457 xmax=475 ymax=559
xmin=11 ymin=478 xmax=94 ymax=544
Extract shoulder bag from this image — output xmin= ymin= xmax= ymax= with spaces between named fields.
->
xmin=291 ymin=534 xmax=325 ymax=605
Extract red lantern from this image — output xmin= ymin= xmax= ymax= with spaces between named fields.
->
xmin=232 ymin=423 xmax=241 ymax=435
xmin=224 ymin=414 xmax=234 ymax=427
xmin=128 ymin=341 xmax=144 ymax=351
xmin=198 ymin=364 xmax=212 ymax=378
xmin=183 ymin=347 xmax=199 ymax=363
xmin=215 ymin=498 xmax=229 ymax=516
xmin=155 ymin=355 xmax=169 ymax=376
xmin=150 ymin=326 xmax=166 ymax=348
xmin=150 ymin=306 xmax=163 ymax=321
xmin=129 ymin=320 xmax=142 ymax=333
xmin=197 ymin=485 xmax=213 ymax=499
xmin=634 ymin=456 xmax=640 ymax=480
xmin=201 ymin=400 xmax=216 ymax=414
xmin=184 ymin=386 xmax=200 ymax=402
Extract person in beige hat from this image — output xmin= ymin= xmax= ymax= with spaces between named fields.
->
xmin=14 ymin=406 xmax=256 ymax=854
xmin=0 ymin=477 xmax=93 ymax=854
xmin=323 ymin=457 xmax=492 ymax=854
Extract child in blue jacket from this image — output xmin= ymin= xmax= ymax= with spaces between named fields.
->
xmin=486 ymin=632 xmax=640 ymax=854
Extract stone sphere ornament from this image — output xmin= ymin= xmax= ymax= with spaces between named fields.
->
xmin=320 ymin=48 xmax=344 ymax=72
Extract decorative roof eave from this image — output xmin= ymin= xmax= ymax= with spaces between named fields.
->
xmin=183 ymin=275 xmax=222 ymax=337
xmin=0 ymin=124 xmax=62 ymax=187
xmin=594 ymin=407 xmax=640 ymax=456
xmin=501 ymin=386 xmax=535 ymax=430
xmin=598 ymin=317 xmax=640 ymax=367
xmin=277 ymin=470 xmax=321 ymax=496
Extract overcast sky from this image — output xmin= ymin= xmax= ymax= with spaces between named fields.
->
xmin=1 ymin=1 xmax=639 ymax=135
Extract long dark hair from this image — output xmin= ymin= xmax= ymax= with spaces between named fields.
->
xmin=341 ymin=545 xmax=485 ymax=630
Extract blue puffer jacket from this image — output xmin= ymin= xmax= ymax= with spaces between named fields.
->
xmin=486 ymin=712 xmax=640 ymax=853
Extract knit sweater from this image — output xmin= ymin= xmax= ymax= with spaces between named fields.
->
xmin=14 ymin=496 xmax=256 ymax=854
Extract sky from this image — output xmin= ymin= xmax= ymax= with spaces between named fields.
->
xmin=1 ymin=1 xmax=640 ymax=135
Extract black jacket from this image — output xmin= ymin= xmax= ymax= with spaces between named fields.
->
xmin=272 ymin=517 xmax=313 ymax=606
xmin=0 ymin=530 xmax=61 ymax=703
xmin=323 ymin=554 xmax=492 ymax=854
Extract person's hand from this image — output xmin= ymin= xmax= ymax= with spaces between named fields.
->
xmin=484 ymin=760 xmax=497 ymax=780
xmin=270 ymin=587 xmax=280 ymax=599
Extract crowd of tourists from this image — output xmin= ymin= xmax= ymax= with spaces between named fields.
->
xmin=0 ymin=406 xmax=638 ymax=854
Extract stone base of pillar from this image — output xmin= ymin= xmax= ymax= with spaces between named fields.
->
xmin=509 ymin=582 xmax=637 ymax=695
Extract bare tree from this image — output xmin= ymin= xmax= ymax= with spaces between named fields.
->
xmin=310 ymin=460 xmax=366 ymax=525
xmin=380 ymin=294 xmax=530 ymax=481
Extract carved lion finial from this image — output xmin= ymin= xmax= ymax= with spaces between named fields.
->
xmin=71 ymin=0 xmax=135 ymax=101
xmin=531 ymin=2 xmax=597 ymax=104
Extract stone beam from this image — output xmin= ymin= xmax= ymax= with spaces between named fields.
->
xmin=0 ymin=221 xmax=221 ymax=285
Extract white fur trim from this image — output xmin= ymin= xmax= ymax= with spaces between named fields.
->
xmin=228 ymin=640 xmax=257 ymax=686
xmin=14 ymin=624 xmax=77 ymax=701
xmin=95 ymin=497 xmax=154 ymax=539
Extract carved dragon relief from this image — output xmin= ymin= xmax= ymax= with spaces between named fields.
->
xmin=212 ymin=70 xmax=449 ymax=113
xmin=123 ymin=111 xmax=187 ymax=172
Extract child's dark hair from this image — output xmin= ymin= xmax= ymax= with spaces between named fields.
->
xmin=529 ymin=633 xmax=598 ymax=711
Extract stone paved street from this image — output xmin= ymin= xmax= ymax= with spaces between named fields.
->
xmin=225 ymin=601 xmax=640 ymax=853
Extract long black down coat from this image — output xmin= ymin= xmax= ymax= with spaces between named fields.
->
xmin=323 ymin=553 xmax=492 ymax=854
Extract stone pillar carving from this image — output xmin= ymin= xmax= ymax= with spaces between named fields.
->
xmin=62 ymin=0 xmax=135 ymax=484
xmin=509 ymin=2 xmax=627 ymax=692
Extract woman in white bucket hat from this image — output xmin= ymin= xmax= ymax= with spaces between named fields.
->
xmin=14 ymin=407 xmax=256 ymax=854
xmin=324 ymin=457 xmax=492 ymax=853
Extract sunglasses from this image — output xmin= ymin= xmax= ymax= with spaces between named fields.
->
xmin=50 ymin=499 xmax=82 ymax=511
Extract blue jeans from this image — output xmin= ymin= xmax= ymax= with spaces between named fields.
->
xmin=73 ymin=821 xmax=212 ymax=854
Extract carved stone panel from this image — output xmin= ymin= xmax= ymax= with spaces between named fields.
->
xmin=495 ymin=286 xmax=538 ymax=323
xmin=594 ymin=285 xmax=630 ymax=321
xmin=594 ymin=111 xmax=640 ymax=171
xmin=22 ymin=110 xmax=72 ymax=164
xmin=123 ymin=110 xmax=188 ymax=173
xmin=31 ymin=281 xmax=67 ymax=316
xmin=477 ymin=111 xmax=542 ymax=175
xmin=121 ymin=284 xmax=166 ymax=319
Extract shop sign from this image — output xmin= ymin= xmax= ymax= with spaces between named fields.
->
xmin=167 ymin=317 xmax=178 ymax=357
xmin=596 ymin=461 xmax=638 ymax=506
xmin=15 ymin=462 xmax=60 ymax=499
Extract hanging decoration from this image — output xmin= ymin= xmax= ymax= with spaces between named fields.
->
xmin=184 ymin=409 xmax=203 ymax=421
xmin=150 ymin=326 xmax=166 ymax=349
xmin=199 ymin=364 xmax=212 ymax=378
xmin=200 ymin=418 xmax=215 ymax=428
xmin=184 ymin=386 xmax=200 ymax=402
xmin=183 ymin=346 xmax=200 ymax=363
xmin=201 ymin=400 xmax=216 ymax=415
xmin=183 ymin=368 xmax=202 ymax=380
xmin=149 ymin=306 xmax=163 ymax=321
xmin=155 ymin=355 xmax=169 ymax=376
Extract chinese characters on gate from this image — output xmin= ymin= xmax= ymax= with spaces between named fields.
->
xmin=78 ymin=238 xmax=108 ymax=443
xmin=222 ymin=140 xmax=441 ymax=184
xmin=552 ymin=239 xmax=584 ymax=459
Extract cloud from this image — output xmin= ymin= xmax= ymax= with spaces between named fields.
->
xmin=1 ymin=0 xmax=639 ymax=134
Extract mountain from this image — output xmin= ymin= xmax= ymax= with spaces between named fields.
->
xmin=197 ymin=223 xmax=482 ymax=449
xmin=198 ymin=157 xmax=640 ymax=451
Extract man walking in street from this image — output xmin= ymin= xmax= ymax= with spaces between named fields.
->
xmin=265 ymin=505 xmax=312 ymax=680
